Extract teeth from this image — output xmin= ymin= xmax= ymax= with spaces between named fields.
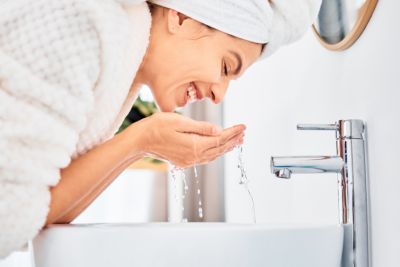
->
xmin=187 ymin=84 xmax=198 ymax=103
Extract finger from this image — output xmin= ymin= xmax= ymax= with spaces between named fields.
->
xmin=196 ymin=130 xmax=243 ymax=154
xmin=200 ymin=133 xmax=244 ymax=162
xmin=197 ymin=139 xmax=242 ymax=165
xmin=203 ymin=124 xmax=245 ymax=149
xmin=192 ymin=134 xmax=243 ymax=166
xmin=177 ymin=116 xmax=223 ymax=136
xmin=216 ymin=133 xmax=244 ymax=154
xmin=219 ymin=124 xmax=246 ymax=144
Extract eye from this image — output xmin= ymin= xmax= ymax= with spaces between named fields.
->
xmin=223 ymin=61 xmax=229 ymax=76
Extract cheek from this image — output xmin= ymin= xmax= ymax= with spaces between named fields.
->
xmin=146 ymin=53 xmax=221 ymax=110
xmin=197 ymin=57 xmax=223 ymax=82
xmin=194 ymin=55 xmax=220 ymax=77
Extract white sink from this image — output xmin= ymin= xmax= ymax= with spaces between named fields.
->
xmin=32 ymin=223 xmax=344 ymax=267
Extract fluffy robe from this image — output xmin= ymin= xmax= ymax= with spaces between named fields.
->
xmin=0 ymin=0 xmax=151 ymax=258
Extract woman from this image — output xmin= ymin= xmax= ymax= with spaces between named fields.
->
xmin=0 ymin=0 xmax=321 ymax=258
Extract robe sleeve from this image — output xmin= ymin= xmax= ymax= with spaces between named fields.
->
xmin=0 ymin=0 xmax=101 ymax=258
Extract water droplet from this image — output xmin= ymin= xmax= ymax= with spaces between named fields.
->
xmin=194 ymin=165 xmax=203 ymax=219
xmin=198 ymin=208 xmax=203 ymax=218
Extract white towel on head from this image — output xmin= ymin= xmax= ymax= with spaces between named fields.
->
xmin=263 ymin=0 xmax=322 ymax=57
xmin=139 ymin=0 xmax=322 ymax=59
xmin=115 ymin=0 xmax=145 ymax=6
xmin=149 ymin=0 xmax=274 ymax=45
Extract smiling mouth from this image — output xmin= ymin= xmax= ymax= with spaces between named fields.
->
xmin=187 ymin=82 xmax=198 ymax=103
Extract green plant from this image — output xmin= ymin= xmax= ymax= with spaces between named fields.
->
xmin=117 ymin=96 xmax=159 ymax=134
xmin=117 ymin=96 xmax=162 ymax=165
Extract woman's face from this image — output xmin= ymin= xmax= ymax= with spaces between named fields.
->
xmin=137 ymin=8 xmax=262 ymax=112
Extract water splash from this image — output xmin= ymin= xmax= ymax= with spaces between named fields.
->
xmin=236 ymin=145 xmax=256 ymax=223
xmin=170 ymin=167 xmax=180 ymax=204
xmin=170 ymin=166 xmax=187 ymax=222
xmin=194 ymin=165 xmax=203 ymax=219
xmin=170 ymin=165 xmax=204 ymax=222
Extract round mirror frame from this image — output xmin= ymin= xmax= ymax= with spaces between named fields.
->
xmin=313 ymin=0 xmax=378 ymax=51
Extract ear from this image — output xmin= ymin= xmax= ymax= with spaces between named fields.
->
xmin=166 ymin=9 xmax=209 ymax=38
xmin=166 ymin=9 xmax=188 ymax=34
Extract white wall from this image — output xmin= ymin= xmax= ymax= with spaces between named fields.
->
xmin=73 ymin=169 xmax=168 ymax=223
xmin=224 ymin=2 xmax=399 ymax=267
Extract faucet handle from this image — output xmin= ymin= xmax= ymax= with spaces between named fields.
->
xmin=297 ymin=120 xmax=364 ymax=139
xmin=297 ymin=123 xmax=339 ymax=131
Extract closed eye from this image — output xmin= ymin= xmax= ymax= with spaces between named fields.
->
xmin=223 ymin=61 xmax=229 ymax=76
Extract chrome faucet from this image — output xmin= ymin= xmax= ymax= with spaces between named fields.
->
xmin=271 ymin=155 xmax=344 ymax=178
xmin=270 ymin=120 xmax=369 ymax=267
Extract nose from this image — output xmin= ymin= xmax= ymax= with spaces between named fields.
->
xmin=210 ymin=79 xmax=229 ymax=104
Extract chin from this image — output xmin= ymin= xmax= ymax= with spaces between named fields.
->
xmin=156 ymin=101 xmax=174 ymax=113
xmin=151 ymin=88 xmax=177 ymax=112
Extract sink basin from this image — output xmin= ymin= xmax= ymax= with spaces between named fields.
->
xmin=32 ymin=223 xmax=344 ymax=267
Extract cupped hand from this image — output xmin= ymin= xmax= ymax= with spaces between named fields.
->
xmin=129 ymin=112 xmax=245 ymax=168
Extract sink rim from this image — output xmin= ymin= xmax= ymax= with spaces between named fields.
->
xmin=44 ymin=222 xmax=343 ymax=230
xmin=34 ymin=222 xmax=345 ymax=267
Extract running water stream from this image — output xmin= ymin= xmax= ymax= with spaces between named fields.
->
xmin=236 ymin=145 xmax=257 ymax=223
xmin=193 ymin=165 xmax=203 ymax=219
xmin=170 ymin=145 xmax=255 ymax=223
xmin=170 ymin=166 xmax=202 ymax=222
xmin=170 ymin=167 xmax=187 ymax=222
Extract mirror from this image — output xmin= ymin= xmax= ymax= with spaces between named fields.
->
xmin=313 ymin=0 xmax=378 ymax=50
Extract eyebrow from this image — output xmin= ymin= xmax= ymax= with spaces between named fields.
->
xmin=228 ymin=50 xmax=243 ymax=76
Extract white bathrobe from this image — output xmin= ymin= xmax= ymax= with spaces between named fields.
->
xmin=0 ymin=0 xmax=151 ymax=258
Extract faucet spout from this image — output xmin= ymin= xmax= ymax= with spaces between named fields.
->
xmin=270 ymin=156 xmax=344 ymax=178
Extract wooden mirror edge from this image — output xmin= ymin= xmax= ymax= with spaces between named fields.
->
xmin=312 ymin=0 xmax=378 ymax=51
